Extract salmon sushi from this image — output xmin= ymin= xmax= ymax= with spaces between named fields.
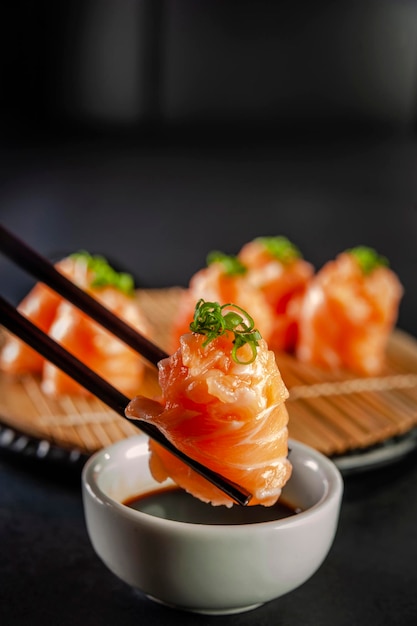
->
xmin=127 ymin=300 xmax=292 ymax=508
xmin=1 ymin=252 xmax=152 ymax=397
xmin=0 ymin=282 xmax=62 ymax=375
xmin=170 ymin=251 xmax=274 ymax=353
xmin=296 ymin=246 xmax=403 ymax=375
xmin=0 ymin=256 xmax=84 ymax=375
xmin=238 ymin=236 xmax=314 ymax=352
xmin=42 ymin=284 xmax=151 ymax=397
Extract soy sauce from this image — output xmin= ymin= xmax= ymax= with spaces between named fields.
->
xmin=123 ymin=486 xmax=302 ymax=525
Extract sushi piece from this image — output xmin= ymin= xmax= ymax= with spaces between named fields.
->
xmin=42 ymin=284 xmax=151 ymax=397
xmin=126 ymin=299 xmax=292 ymax=508
xmin=0 ymin=256 xmax=84 ymax=376
xmin=170 ymin=251 xmax=274 ymax=352
xmin=238 ymin=236 xmax=314 ymax=352
xmin=0 ymin=282 xmax=62 ymax=375
xmin=1 ymin=252 xmax=152 ymax=397
xmin=296 ymin=246 xmax=404 ymax=376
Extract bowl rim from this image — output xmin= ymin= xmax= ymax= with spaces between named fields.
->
xmin=82 ymin=436 xmax=343 ymax=532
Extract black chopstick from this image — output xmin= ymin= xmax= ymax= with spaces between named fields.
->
xmin=0 ymin=225 xmax=169 ymax=367
xmin=0 ymin=225 xmax=252 ymax=505
xmin=0 ymin=295 xmax=251 ymax=506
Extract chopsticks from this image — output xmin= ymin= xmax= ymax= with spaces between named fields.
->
xmin=0 ymin=225 xmax=168 ymax=367
xmin=0 ymin=226 xmax=251 ymax=506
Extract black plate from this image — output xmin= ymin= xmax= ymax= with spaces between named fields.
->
xmin=2 ymin=417 xmax=417 ymax=477
xmin=0 ymin=418 xmax=88 ymax=471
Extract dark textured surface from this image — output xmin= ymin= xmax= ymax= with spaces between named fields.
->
xmin=1 ymin=442 xmax=417 ymax=626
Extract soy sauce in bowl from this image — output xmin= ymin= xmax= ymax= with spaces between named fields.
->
xmin=123 ymin=486 xmax=302 ymax=525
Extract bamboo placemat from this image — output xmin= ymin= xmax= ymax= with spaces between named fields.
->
xmin=1 ymin=287 xmax=417 ymax=459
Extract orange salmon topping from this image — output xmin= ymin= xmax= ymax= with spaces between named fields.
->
xmin=126 ymin=331 xmax=292 ymax=507
xmin=296 ymin=250 xmax=403 ymax=375
xmin=0 ymin=254 xmax=151 ymax=397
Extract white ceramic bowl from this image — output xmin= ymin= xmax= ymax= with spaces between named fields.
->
xmin=82 ymin=436 xmax=343 ymax=615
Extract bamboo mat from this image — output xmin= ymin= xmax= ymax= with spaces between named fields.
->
xmin=1 ymin=287 xmax=417 ymax=459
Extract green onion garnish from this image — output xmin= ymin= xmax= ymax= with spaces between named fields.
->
xmin=255 ymin=236 xmax=301 ymax=264
xmin=206 ymin=250 xmax=247 ymax=276
xmin=189 ymin=299 xmax=262 ymax=364
xmin=347 ymin=246 xmax=389 ymax=275
xmin=70 ymin=251 xmax=135 ymax=296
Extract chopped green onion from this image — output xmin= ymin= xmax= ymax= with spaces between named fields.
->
xmin=190 ymin=299 xmax=262 ymax=364
xmin=70 ymin=251 xmax=135 ymax=296
xmin=346 ymin=246 xmax=389 ymax=275
xmin=206 ymin=250 xmax=247 ymax=276
xmin=255 ymin=236 xmax=301 ymax=264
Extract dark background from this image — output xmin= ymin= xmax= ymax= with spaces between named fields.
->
xmin=1 ymin=3 xmax=417 ymax=624
xmin=1 ymin=0 xmax=417 ymax=336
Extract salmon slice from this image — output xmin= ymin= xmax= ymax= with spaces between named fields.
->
xmin=0 ymin=257 xmax=80 ymax=375
xmin=0 ymin=283 xmax=62 ymax=374
xmin=238 ymin=236 xmax=314 ymax=352
xmin=1 ymin=253 xmax=152 ymax=397
xmin=296 ymin=247 xmax=403 ymax=375
xmin=127 ymin=301 xmax=292 ymax=507
xmin=42 ymin=287 xmax=151 ymax=397
xmin=170 ymin=252 xmax=274 ymax=353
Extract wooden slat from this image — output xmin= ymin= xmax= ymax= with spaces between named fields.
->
xmin=1 ymin=287 xmax=417 ymax=458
